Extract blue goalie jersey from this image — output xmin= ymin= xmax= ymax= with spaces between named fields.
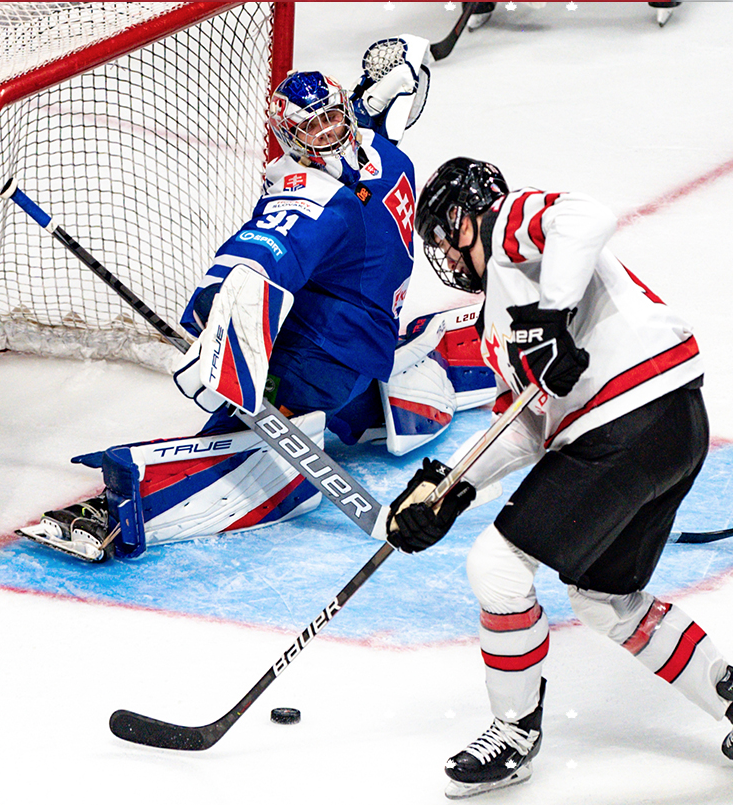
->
xmin=181 ymin=128 xmax=415 ymax=382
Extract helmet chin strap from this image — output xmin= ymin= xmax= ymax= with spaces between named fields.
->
xmin=456 ymin=213 xmax=484 ymax=293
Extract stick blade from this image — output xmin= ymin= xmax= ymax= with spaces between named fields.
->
xmin=430 ymin=3 xmax=477 ymax=61
xmin=429 ymin=38 xmax=457 ymax=61
xmin=673 ymin=527 xmax=733 ymax=544
xmin=110 ymin=709 xmax=213 ymax=751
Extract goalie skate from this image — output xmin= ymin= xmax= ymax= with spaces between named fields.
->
xmin=16 ymin=497 xmax=114 ymax=563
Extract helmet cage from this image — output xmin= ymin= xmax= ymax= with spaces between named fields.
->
xmin=269 ymin=73 xmax=359 ymax=162
xmin=416 ymin=158 xmax=508 ymax=293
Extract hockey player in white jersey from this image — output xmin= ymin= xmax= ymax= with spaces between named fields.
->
xmin=386 ymin=157 xmax=733 ymax=798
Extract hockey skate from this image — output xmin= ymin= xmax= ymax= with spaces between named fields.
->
xmin=465 ymin=2 xmax=495 ymax=32
xmin=649 ymin=1 xmax=681 ymax=27
xmin=444 ymin=680 xmax=545 ymax=799
xmin=16 ymin=495 xmax=116 ymax=563
xmin=715 ymin=665 xmax=733 ymax=759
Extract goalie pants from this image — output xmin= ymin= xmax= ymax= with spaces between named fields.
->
xmin=200 ymin=328 xmax=383 ymax=443
xmin=466 ymin=382 xmax=730 ymax=723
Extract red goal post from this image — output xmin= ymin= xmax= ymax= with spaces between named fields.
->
xmin=0 ymin=2 xmax=294 ymax=370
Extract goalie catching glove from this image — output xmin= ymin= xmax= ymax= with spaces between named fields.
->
xmin=351 ymin=34 xmax=430 ymax=145
xmin=387 ymin=458 xmax=476 ymax=553
xmin=507 ymin=302 xmax=589 ymax=398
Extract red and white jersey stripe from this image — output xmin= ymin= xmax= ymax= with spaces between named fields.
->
xmin=478 ymin=189 xmax=704 ymax=450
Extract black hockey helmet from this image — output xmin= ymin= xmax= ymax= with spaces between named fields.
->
xmin=416 ymin=157 xmax=508 ymax=293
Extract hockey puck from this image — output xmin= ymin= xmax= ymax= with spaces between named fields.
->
xmin=270 ymin=707 xmax=301 ymax=725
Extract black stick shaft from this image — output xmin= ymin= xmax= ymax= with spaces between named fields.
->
xmin=109 ymin=541 xmax=394 ymax=750
xmin=430 ymin=2 xmax=479 ymax=61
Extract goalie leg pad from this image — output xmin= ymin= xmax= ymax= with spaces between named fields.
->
xmin=380 ymin=350 xmax=456 ymax=457
xmin=72 ymin=411 xmax=325 ymax=557
xmin=403 ymin=302 xmax=496 ymax=412
xmin=379 ymin=302 xmax=497 ymax=456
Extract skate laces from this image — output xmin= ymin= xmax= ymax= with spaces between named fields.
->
xmin=464 ymin=719 xmax=537 ymax=763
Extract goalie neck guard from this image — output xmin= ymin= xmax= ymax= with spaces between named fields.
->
xmin=415 ymin=157 xmax=508 ymax=293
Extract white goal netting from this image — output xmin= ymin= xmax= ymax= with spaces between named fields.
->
xmin=0 ymin=2 xmax=289 ymax=371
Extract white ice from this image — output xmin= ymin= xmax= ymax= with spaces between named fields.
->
xmin=2 ymin=3 xmax=733 ymax=804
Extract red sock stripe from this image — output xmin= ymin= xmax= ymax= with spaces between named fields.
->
xmin=655 ymin=622 xmax=707 ymax=684
xmin=480 ymin=603 xmax=543 ymax=632
xmin=622 ymin=599 xmax=671 ymax=656
xmin=481 ymin=634 xmax=549 ymax=672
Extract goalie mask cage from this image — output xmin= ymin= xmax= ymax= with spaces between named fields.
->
xmin=0 ymin=1 xmax=294 ymax=371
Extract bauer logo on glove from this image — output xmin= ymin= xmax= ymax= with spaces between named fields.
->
xmin=387 ymin=457 xmax=476 ymax=553
xmin=506 ymin=302 xmax=589 ymax=398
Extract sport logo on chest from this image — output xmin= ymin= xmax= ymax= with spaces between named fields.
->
xmin=382 ymin=172 xmax=414 ymax=254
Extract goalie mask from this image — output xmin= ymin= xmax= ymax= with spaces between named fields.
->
xmin=416 ymin=157 xmax=508 ymax=293
xmin=269 ymin=71 xmax=361 ymax=185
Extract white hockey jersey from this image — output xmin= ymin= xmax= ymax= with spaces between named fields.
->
xmin=463 ymin=188 xmax=703 ymax=490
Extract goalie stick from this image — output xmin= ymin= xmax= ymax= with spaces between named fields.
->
xmin=1 ymin=178 xmax=384 ymax=539
xmin=430 ymin=2 xmax=480 ymax=61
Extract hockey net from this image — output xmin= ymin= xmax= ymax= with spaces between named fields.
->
xmin=0 ymin=2 xmax=294 ymax=371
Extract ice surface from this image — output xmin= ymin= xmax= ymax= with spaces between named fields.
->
xmin=1 ymin=3 xmax=733 ymax=804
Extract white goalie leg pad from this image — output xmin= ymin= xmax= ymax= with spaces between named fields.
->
xmin=139 ymin=411 xmax=324 ymax=546
xmin=380 ymin=353 xmax=456 ymax=457
xmin=99 ymin=411 xmax=325 ymax=553
xmin=568 ymin=587 xmax=730 ymax=719
xmin=435 ymin=302 xmax=496 ymax=411
xmin=402 ymin=302 xmax=496 ymax=412
xmin=174 ymin=262 xmax=293 ymax=415
xmin=380 ymin=310 xmax=455 ymax=456
xmin=467 ymin=523 xmax=548 ymax=722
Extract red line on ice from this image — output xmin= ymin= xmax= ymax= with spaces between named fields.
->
xmin=618 ymin=156 xmax=733 ymax=228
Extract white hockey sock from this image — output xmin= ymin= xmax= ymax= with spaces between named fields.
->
xmin=621 ymin=598 xmax=729 ymax=720
xmin=569 ymin=587 xmax=730 ymax=720
xmin=479 ymin=602 xmax=549 ymax=722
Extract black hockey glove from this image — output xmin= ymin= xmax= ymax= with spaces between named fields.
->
xmin=387 ymin=458 xmax=476 ymax=554
xmin=506 ymin=302 xmax=589 ymax=398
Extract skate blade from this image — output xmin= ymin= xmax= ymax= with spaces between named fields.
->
xmin=445 ymin=763 xmax=532 ymax=799
xmin=16 ymin=524 xmax=106 ymax=562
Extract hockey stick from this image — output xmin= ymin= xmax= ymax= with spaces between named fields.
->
xmin=669 ymin=527 xmax=733 ymax=544
xmin=108 ymin=381 xmax=540 ymax=750
xmin=0 ymin=178 xmax=190 ymax=353
xmin=425 ymin=383 xmax=541 ymax=506
xmin=110 ymin=541 xmax=394 ymax=749
xmin=430 ymin=2 xmax=480 ymax=61
xmin=1 ymin=178 xmax=384 ymax=538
